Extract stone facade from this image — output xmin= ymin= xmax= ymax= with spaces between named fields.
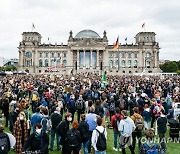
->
xmin=18 ymin=30 xmax=161 ymax=75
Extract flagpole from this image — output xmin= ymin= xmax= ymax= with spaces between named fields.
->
xmin=118 ymin=39 xmax=120 ymax=73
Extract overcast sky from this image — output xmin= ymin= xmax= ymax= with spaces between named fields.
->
xmin=0 ymin=0 xmax=180 ymax=60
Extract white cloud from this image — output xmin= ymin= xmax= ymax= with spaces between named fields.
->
xmin=0 ymin=0 xmax=179 ymax=60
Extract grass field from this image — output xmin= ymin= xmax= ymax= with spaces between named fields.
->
xmin=1 ymin=112 xmax=179 ymax=154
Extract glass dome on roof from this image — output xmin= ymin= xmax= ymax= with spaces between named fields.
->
xmin=75 ymin=29 xmax=100 ymax=39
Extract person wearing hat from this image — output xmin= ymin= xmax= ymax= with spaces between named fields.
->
xmin=0 ymin=125 xmax=11 ymax=154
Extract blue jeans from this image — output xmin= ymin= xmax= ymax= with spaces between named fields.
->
xmin=95 ymin=150 xmax=106 ymax=154
xmin=113 ymin=130 xmax=120 ymax=148
xmin=81 ymin=141 xmax=89 ymax=154
xmin=50 ymin=129 xmax=60 ymax=149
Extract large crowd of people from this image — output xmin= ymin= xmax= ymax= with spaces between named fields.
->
xmin=0 ymin=73 xmax=179 ymax=154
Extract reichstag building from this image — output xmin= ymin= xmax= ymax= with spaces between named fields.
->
xmin=18 ymin=29 xmax=161 ymax=75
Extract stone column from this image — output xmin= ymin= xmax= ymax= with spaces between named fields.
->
xmin=90 ymin=50 xmax=92 ymax=69
xmin=83 ymin=50 xmax=86 ymax=68
xmin=22 ymin=50 xmax=25 ymax=67
xmin=156 ymin=51 xmax=159 ymax=67
xmin=77 ymin=50 xmax=79 ymax=69
xmin=97 ymin=50 xmax=99 ymax=68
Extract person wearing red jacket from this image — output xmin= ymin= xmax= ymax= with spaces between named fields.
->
xmin=111 ymin=107 xmax=124 ymax=151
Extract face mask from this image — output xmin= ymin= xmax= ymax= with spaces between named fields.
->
xmin=36 ymin=129 xmax=41 ymax=134
xmin=20 ymin=116 xmax=24 ymax=120
xmin=68 ymin=117 xmax=72 ymax=122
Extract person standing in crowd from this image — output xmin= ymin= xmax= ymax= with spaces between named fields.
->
xmin=111 ymin=107 xmax=123 ymax=151
xmin=49 ymin=107 xmax=62 ymax=151
xmin=68 ymin=94 xmax=76 ymax=121
xmin=95 ymin=100 xmax=104 ymax=118
xmin=78 ymin=114 xmax=89 ymax=154
xmin=22 ymin=123 xmax=49 ymax=154
xmin=56 ymin=112 xmax=72 ymax=154
xmin=108 ymin=96 xmax=116 ymax=123
xmin=41 ymin=107 xmax=51 ymax=134
xmin=2 ymin=98 xmax=9 ymax=127
xmin=131 ymin=107 xmax=144 ymax=151
xmin=0 ymin=125 xmax=11 ymax=154
xmin=92 ymin=116 xmax=107 ymax=154
xmin=85 ymin=105 xmax=97 ymax=153
xmin=31 ymin=107 xmax=43 ymax=132
xmin=31 ymin=88 xmax=39 ymax=113
xmin=118 ymin=110 xmax=135 ymax=154
xmin=13 ymin=111 xmax=28 ymax=154
xmin=76 ymin=95 xmax=85 ymax=122
xmin=67 ymin=120 xmax=82 ymax=154
xmin=157 ymin=109 xmax=167 ymax=153
xmin=9 ymin=105 xmax=19 ymax=132
xmin=142 ymin=104 xmax=152 ymax=129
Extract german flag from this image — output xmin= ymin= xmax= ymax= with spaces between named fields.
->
xmin=114 ymin=36 xmax=119 ymax=50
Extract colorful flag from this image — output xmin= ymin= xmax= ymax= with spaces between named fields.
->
xmin=114 ymin=36 xmax=119 ymax=50
xmin=142 ymin=22 xmax=145 ymax=28
xmin=125 ymin=37 xmax=127 ymax=41
xmin=102 ymin=71 xmax=107 ymax=84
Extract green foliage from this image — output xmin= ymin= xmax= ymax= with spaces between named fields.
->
xmin=160 ymin=61 xmax=178 ymax=72
xmin=0 ymin=65 xmax=17 ymax=72
xmin=176 ymin=70 xmax=180 ymax=75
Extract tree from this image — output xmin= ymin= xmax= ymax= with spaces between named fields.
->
xmin=160 ymin=61 xmax=178 ymax=72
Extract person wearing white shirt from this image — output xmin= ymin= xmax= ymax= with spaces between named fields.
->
xmin=91 ymin=116 xmax=107 ymax=154
xmin=118 ymin=110 xmax=135 ymax=154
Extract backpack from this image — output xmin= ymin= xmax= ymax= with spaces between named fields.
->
xmin=41 ymin=118 xmax=52 ymax=132
xmin=32 ymin=93 xmax=38 ymax=101
xmin=0 ymin=134 xmax=9 ymax=153
xmin=109 ymin=102 xmax=115 ymax=112
xmin=67 ymin=129 xmax=79 ymax=147
xmin=76 ymin=99 xmax=84 ymax=110
xmin=114 ymin=115 xmax=121 ymax=129
xmin=96 ymin=129 xmax=106 ymax=151
xmin=134 ymin=116 xmax=144 ymax=131
xmin=143 ymin=143 xmax=159 ymax=154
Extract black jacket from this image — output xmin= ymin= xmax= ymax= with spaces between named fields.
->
xmin=50 ymin=112 xmax=62 ymax=130
xmin=157 ymin=116 xmax=167 ymax=133
xmin=78 ymin=120 xmax=89 ymax=142
xmin=56 ymin=120 xmax=70 ymax=144
xmin=0 ymin=132 xmax=10 ymax=154
xmin=23 ymin=132 xmax=49 ymax=154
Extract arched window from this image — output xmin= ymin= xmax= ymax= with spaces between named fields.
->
xmin=128 ymin=60 xmax=131 ymax=67
xmin=115 ymin=60 xmax=119 ymax=68
xmin=121 ymin=60 xmax=125 ymax=67
xmin=26 ymin=60 xmax=31 ymax=67
xmin=134 ymin=60 xmax=138 ymax=68
xmin=45 ymin=59 xmax=49 ymax=67
xmin=109 ymin=60 xmax=113 ymax=69
xmin=63 ymin=60 xmax=67 ymax=67
xmin=39 ymin=59 xmax=43 ymax=67
xmin=57 ymin=59 xmax=61 ymax=67
xmin=51 ymin=59 xmax=55 ymax=67
xmin=26 ymin=51 xmax=32 ymax=58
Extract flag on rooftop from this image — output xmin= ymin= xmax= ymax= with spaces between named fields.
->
xmin=113 ymin=36 xmax=119 ymax=50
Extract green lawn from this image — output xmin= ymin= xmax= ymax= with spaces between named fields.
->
xmin=1 ymin=112 xmax=179 ymax=154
